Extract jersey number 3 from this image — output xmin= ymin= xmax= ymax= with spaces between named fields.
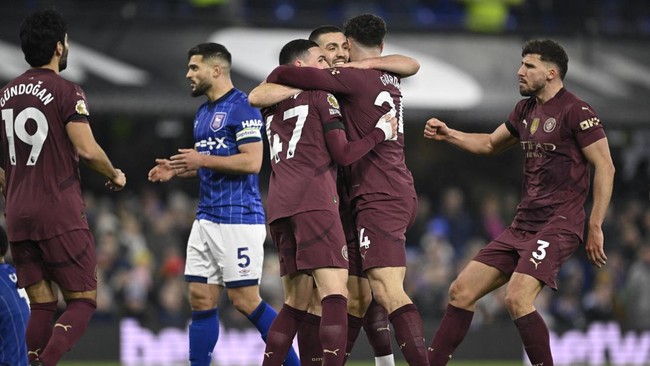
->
xmin=2 ymin=107 xmax=49 ymax=166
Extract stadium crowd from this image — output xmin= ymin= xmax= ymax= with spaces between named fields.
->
xmin=10 ymin=0 xmax=650 ymax=36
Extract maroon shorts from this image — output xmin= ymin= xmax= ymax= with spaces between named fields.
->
xmin=269 ymin=210 xmax=348 ymax=277
xmin=339 ymin=189 xmax=365 ymax=278
xmin=9 ymin=229 xmax=98 ymax=291
xmin=473 ymin=226 xmax=581 ymax=290
xmin=353 ymin=193 xmax=417 ymax=271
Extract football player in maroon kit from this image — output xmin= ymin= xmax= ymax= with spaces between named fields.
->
xmin=260 ymin=38 xmax=396 ymax=366
xmin=0 ymin=9 xmax=126 ymax=366
xmin=249 ymin=22 xmax=418 ymax=366
xmin=261 ymin=14 xmax=428 ymax=365
xmin=423 ymin=39 xmax=615 ymax=366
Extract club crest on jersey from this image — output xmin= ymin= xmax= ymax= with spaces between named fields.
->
xmin=530 ymin=118 xmax=540 ymax=135
xmin=543 ymin=118 xmax=557 ymax=133
xmin=75 ymin=100 xmax=89 ymax=116
xmin=211 ymin=112 xmax=227 ymax=132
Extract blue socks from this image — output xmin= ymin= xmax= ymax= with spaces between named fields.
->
xmin=248 ymin=301 xmax=300 ymax=366
xmin=189 ymin=308 xmax=219 ymax=366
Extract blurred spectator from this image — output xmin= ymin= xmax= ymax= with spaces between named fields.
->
xmin=623 ymin=243 xmax=650 ymax=330
xmin=426 ymin=186 xmax=475 ymax=262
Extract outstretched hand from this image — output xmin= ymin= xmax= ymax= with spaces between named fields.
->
xmin=148 ymin=159 xmax=176 ymax=183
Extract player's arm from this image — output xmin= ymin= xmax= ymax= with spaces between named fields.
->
xmin=326 ymin=113 xmax=397 ymax=166
xmin=423 ymin=118 xmax=518 ymax=155
xmin=169 ymin=141 xmax=263 ymax=174
xmin=267 ymin=66 xmax=354 ymax=95
xmin=582 ymin=138 xmax=615 ymax=268
xmin=340 ymin=54 xmax=420 ymax=77
xmin=248 ymin=82 xmax=302 ymax=108
xmin=66 ymin=121 xmax=126 ymax=190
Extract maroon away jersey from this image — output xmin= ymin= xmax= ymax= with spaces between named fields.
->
xmin=505 ymin=88 xmax=607 ymax=240
xmin=268 ymin=66 xmax=416 ymax=199
xmin=263 ymin=90 xmax=343 ymax=222
xmin=1 ymin=69 xmax=90 ymax=241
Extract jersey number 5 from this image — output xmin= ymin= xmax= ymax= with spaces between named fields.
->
xmin=2 ymin=107 xmax=49 ymax=166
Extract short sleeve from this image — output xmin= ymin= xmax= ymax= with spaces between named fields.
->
xmin=233 ymin=104 xmax=264 ymax=145
xmin=566 ymin=102 xmax=607 ymax=148
xmin=63 ymin=84 xmax=90 ymax=124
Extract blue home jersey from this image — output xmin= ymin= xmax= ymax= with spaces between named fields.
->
xmin=0 ymin=263 xmax=29 ymax=366
xmin=193 ymin=88 xmax=265 ymax=224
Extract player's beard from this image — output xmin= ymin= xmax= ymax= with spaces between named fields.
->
xmin=59 ymin=45 xmax=68 ymax=71
xmin=519 ymin=77 xmax=545 ymax=97
xmin=191 ymin=79 xmax=210 ymax=97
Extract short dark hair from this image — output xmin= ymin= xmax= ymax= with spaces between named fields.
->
xmin=0 ymin=226 xmax=8 ymax=257
xmin=19 ymin=9 xmax=68 ymax=68
xmin=188 ymin=42 xmax=232 ymax=65
xmin=522 ymin=39 xmax=569 ymax=80
xmin=279 ymin=39 xmax=319 ymax=65
xmin=309 ymin=25 xmax=343 ymax=42
xmin=343 ymin=14 xmax=386 ymax=48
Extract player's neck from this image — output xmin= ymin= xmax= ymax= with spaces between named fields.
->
xmin=206 ymin=80 xmax=235 ymax=103
xmin=35 ymin=58 xmax=61 ymax=74
xmin=536 ymin=82 xmax=563 ymax=104
xmin=354 ymin=48 xmax=381 ymax=62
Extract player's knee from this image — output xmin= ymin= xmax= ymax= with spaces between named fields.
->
xmin=503 ymin=291 xmax=531 ymax=316
xmin=188 ymin=287 xmax=215 ymax=310
xmin=228 ymin=291 xmax=262 ymax=314
xmin=448 ymin=279 xmax=473 ymax=308
xmin=347 ymin=289 xmax=371 ymax=316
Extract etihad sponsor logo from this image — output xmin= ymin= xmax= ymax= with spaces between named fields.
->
xmin=579 ymin=117 xmax=601 ymax=131
xmin=520 ymin=141 xmax=557 ymax=158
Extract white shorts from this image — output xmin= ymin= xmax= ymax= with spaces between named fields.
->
xmin=184 ymin=220 xmax=267 ymax=288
